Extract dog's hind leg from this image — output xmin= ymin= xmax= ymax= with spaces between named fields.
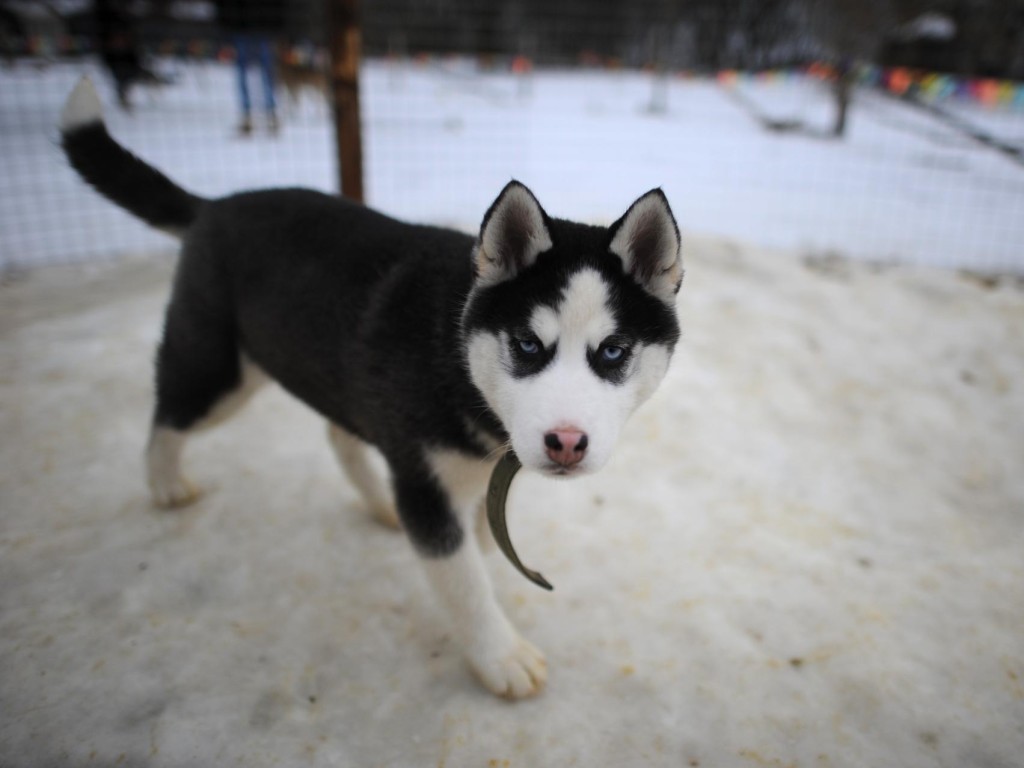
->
xmin=147 ymin=427 xmax=194 ymax=508
xmin=147 ymin=296 xmax=267 ymax=508
xmin=148 ymin=355 xmax=266 ymax=507
xmin=326 ymin=424 xmax=400 ymax=529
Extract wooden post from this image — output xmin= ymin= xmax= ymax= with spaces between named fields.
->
xmin=327 ymin=0 xmax=364 ymax=202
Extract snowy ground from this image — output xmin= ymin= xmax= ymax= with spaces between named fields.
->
xmin=1 ymin=59 xmax=1023 ymax=272
xmin=2 ymin=53 xmax=1024 ymax=766
xmin=2 ymin=237 xmax=1023 ymax=767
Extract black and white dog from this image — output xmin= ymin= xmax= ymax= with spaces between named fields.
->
xmin=60 ymin=78 xmax=683 ymax=698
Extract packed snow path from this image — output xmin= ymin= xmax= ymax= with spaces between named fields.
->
xmin=2 ymin=239 xmax=1022 ymax=767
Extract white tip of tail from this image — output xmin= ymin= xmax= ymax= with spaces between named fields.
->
xmin=60 ymin=76 xmax=103 ymax=133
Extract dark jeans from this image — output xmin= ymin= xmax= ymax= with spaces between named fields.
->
xmin=234 ymin=34 xmax=275 ymax=115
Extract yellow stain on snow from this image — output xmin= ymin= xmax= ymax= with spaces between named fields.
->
xmin=1005 ymin=659 xmax=1024 ymax=700
xmin=738 ymin=748 xmax=798 ymax=768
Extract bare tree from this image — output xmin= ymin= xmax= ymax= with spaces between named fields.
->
xmin=805 ymin=0 xmax=897 ymax=135
xmin=806 ymin=0 xmax=941 ymax=136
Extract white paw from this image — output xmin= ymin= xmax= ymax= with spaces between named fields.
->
xmin=147 ymin=428 xmax=196 ymax=509
xmin=468 ymin=634 xmax=547 ymax=699
xmin=149 ymin=474 xmax=199 ymax=509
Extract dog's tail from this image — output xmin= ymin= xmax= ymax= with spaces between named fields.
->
xmin=60 ymin=77 xmax=205 ymax=236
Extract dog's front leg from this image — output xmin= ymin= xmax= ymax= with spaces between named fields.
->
xmin=393 ymin=456 xmax=547 ymax=699
xmin=421 ymin=529 xmax=547 ymax=698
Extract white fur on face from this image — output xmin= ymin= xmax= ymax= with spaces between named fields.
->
xmin=467 ymin=268 xmax=672 ymax=475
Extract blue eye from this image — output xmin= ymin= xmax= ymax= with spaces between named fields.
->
xmin=517 ymin=338 xmax=541 ymax=355
xmin=600 ymin=345 xmax=626 ymax=363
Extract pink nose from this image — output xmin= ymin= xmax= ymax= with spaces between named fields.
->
xmin=543 ymin=429 xmax=588 ymax=467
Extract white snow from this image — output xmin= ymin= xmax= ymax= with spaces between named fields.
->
xmin=1 ymin=58 xmax=1022 ymax=272
xmin=1 ymin=243 xmax=1022 ymax=766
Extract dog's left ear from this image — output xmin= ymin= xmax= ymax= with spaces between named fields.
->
xmin=474 ymin=181 xmax=553 ymax=286
xmin=608 ymin=189 xmax=683 ymax=302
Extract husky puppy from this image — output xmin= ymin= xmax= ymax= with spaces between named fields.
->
xmin=59 ymin=78 xmax=683 ymax=698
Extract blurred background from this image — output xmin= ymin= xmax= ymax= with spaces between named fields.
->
xmin=1 ymin=0 xmax=1022 ymax=272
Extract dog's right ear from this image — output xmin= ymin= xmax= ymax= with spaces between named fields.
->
xmin=473 ymin=181 xmax=553 ymax=286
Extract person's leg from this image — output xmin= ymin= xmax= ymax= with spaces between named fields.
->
xmin=234 ymin=34 xmax=252 ymax=134
xmin=256 ymin=36 xmax=278 ymax=133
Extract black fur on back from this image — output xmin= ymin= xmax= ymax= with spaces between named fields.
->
xmin=159 ymin=190 xmax=504 ymax=456
xmin=149 ymin=188 xmax=505 ymax=555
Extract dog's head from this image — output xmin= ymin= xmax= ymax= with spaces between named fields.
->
xmin=462 ymin=181 xmax=682 ymax=477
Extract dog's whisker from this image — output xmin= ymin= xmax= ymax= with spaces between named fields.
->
xmin=484 ymin=440 xmax=513 ymax=463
